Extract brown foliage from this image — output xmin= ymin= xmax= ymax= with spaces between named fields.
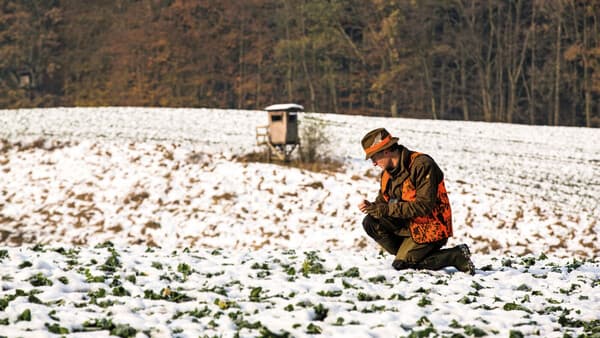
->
xmin=0 ymin=0 xmax=598 ymax=127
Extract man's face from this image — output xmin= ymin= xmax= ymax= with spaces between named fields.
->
xmin=371 ymin=150 xmax=392 ymax=170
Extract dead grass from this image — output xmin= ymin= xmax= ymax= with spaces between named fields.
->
xmin=302 ymin=181 xmax=324 ymax=189
xmin=108 ymin=224 xmax=124 ymax=233
xmin=1 ymin=138 xmax=76 ymax=153
xmin=212 ymin=192 xmax=236 ymax=203
xmin=142 ymin=221 xmax=161 ymax=235
xmin=355 ymin=237 xmax=368 ymax=249
xmin=236 ymin=151 xmax=345 ymax=174
xmin=124 ymin=191 xmax=150 ymax=204
xmin=75 ymin=193 xmax=94 ymax=202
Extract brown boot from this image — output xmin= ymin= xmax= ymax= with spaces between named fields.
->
xmin=454 ymin=244 xmax=476 ymax=275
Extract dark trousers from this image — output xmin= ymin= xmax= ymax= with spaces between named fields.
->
xmin=362 ymin=215 xmax=446 ymax=265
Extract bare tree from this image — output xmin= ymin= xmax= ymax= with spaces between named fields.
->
xmin=553 ymin=1 xmax=563 ymax=126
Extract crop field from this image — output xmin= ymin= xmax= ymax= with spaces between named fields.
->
xmin=1 ymin=244 xmax=598 ymax=337
xmin=0 ymin=107 xmax=598 ymax=337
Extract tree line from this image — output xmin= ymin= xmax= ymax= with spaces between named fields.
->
xmin=1 ymin=0 xmax=599 ymax=127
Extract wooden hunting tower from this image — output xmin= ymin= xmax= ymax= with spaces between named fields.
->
xmin=256 ymin=103 xmax=303 ymax=162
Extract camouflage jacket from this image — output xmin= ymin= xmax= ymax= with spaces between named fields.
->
xmin=376 ymin=146 xmax=453 ymax=243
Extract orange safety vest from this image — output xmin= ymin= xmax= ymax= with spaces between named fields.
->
xmin=380 ymin=152 xmax=453 ymax=244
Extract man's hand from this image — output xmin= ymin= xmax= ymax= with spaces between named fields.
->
xmin=358 ymin=200 xmax=372 ymax=213
xmin=365 ymin=202 xmax=389 ymax=219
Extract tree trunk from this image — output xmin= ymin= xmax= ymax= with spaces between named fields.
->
xmin=507 ymin=4 xmax=529 ymax=124
xmin=391 ymin=99 xmax=398 ymax=118
xmin=327 ymin=62 xmax=338 ymax=114
xmin=440 ymin=62 xmax=446 ymax=118
xmin=481 ymin=2 xmax=494 ymax=123
xmin=460 ymin=57 xmax=469 ymax=121
xmin=256 ymin=51 xmax=262 ymax=109
xmin=553 ymin=10 xmax=562 ymax=126
xmin=421 ymin=54 xmax=437 ymax=119
xmin=238 ymin=18 xmax=245 ymax=109
xmin=506 ymin=0 xmax=525 ymax=124
xmin=528 ymin=0 xmax=537 ymax=125
xmin=283 ymin=0 xmax=293 ymax=101
xmin=582 ymin=3 xmax=591 ymax=128
xmin=494 ymin=6 xmax=505 ymax=122
xmin=360 ymin=76 xmax=366 ymax=112
xmin=480 ymin=67 xmax=492 ymax=123
xmin=300 ymin=4 xmax=316 ymax=112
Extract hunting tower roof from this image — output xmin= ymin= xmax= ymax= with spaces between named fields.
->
xmin=264 ymin=103 xmax=304 ymax=112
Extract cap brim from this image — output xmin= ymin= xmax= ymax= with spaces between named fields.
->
xmin=365 ymin=137 xmax=399 ymax=159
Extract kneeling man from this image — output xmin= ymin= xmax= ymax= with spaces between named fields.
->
xmin=358 ymin=128 xmax=475 ymax=274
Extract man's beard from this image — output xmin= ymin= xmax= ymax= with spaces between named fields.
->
xmin=384 ymin=161 xmax=395 ymax=171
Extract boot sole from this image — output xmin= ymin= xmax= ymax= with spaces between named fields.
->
xmin=457 ymin=244 xmax=476 ymax=275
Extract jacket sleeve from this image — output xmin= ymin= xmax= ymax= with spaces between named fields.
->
xmin=387 ymin=156 xmax=443 ymax=218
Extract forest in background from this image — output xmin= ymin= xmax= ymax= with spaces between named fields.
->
xmin=1 ymin=0 xmax=599 ymax=127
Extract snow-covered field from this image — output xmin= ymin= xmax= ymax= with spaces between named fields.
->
xmin=0 ymin=107 xmax=598 ymax=337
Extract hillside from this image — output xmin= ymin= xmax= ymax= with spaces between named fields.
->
xmin=0 ymin=107 xmax=598 ymax=257
xmin=0 ymin=107 xmax=598 ymax=337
